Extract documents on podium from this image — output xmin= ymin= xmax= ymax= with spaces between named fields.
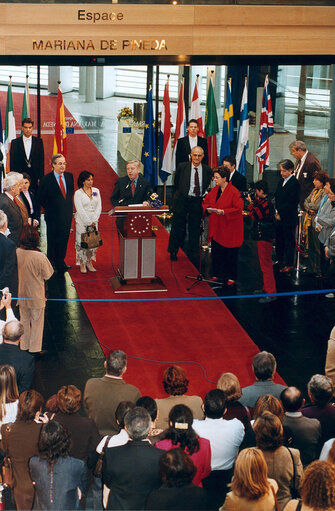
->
xmin=110 ymin=204 xmax=169 ymax=293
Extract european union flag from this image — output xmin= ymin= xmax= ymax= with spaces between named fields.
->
xmin=219 ymin=80 xmax=234 ymax=165
xmin=141 ymin=88 xmax=157 ymax=187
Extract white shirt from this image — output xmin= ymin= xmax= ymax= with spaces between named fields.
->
xmin=319 ymin=438 xmax=335 ymax=461
xmin=21 ymin=190 xmax=33 ymax=214
xmin=188 ymin=164 xmax=203 ymax=197
xmin=282 ymin=174 xmax=294 ymax=187
xmin=295 ymin=150 xmax=308 ymax=180
xmin=96 ymin=428 xmax=129 ymax=454
xmin=188 ymin=135 xmax=198 ymax=151
xmin=193 ymin=417 xmax=244 ymax=470
xmin=23 ymin=135 xmax=32 ymax=159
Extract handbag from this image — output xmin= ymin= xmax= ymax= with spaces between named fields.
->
xmin=2 ymin=425 xmax=14 ymax=488
xmin=80 ymin=226 xmax=103 ymax=249
xmin=287 ymin=447 xmax=300 ymax=499
xmin=93 ymin=436 xmax=111 ymax=478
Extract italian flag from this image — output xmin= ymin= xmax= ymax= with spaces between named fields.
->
xmin=4 ymin=78 xmax=16 ymax=172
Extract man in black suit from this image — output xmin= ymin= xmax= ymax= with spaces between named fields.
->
xmin=37 ymin=154 xmax=74 ymax=272
xmin=20 ymin=173 xmax=40 ymax=226
xmin=0 ymin=173 xmax=23 ymax=247
xmin=0 ymin=320 xmax=35 ymax=393
xmin=176 ymin=119 xmax=208 ymax=168
xmin=290 ymin=140 xmax=322 ymax=210
xmin=0 ymin=210 xmax=18 ymax=308
xmin=168 ymin=146 xmax=212 ymax=261
xmin=222 ymin=155 xmax=247 ymax=192
xmin=275 ymin=159 xmax=300 ymax=272
xmin=102 ymin=407 xmax=163 ymax=510
xmin=10 ymin=117 xmax=44 ymax=193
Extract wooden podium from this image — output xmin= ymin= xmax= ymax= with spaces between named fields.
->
xmin=110 ymin=205 xmax=169 ymax=293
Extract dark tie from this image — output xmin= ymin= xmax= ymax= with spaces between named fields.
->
xmin=194 ymin=167 xmax=200 ymax=197
xmin=131 ymin=179 xmax=135 ymax=198
xmin=59 ymin=175 xmax=66 ymax=199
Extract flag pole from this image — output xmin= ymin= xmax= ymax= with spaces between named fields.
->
xmin=163 ymin=74 xmax=170 ymax=208
xmin=210 ymin=70 xmax=215 ymax=169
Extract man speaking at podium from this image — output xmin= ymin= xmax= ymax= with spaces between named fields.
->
xmin=111 ymin=160 xmax=152 ymax=208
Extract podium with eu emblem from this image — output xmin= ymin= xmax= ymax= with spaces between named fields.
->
xmin=111 ymin=204 xmax=169 ymax=292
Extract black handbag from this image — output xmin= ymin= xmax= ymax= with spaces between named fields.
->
xmin=93 ymin=436 xmax=110 ymax=478
xmin=287 ymin=447 xmax=300 ymax=499
xmin=80 ymin=226 xmax=103 ymax=249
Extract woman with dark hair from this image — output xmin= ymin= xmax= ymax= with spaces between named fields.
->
xmin=0 ymin=364 xmax=19 ymax=434
xmin=146 ymin=448 xmax=217 ymax=510
xmin=29 ymin=421 xmax=87 ymax=510
xmin=203 ymin=166 xmax=243 ymax=286
xmin=156 ymin=405 xmax=211 ymax=486
xmin=1 ymin=390 xmax=46 ymax=510
xmin=254 ymin=411 xmax=303 ymax=510
xmin=155 ymin=366 xmax=203 ymax=430
xmin=74 ymin=170 xmax=102 ymax=273
xmin=16 ymin=224 xmax=54 ymax=353
xmin=217 ymin=372 xmax=251 ymax=431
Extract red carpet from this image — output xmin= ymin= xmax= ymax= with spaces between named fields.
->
xmin=1 ymin=91 xmax=285 ymax=398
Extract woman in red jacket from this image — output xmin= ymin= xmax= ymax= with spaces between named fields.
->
xmin=204 ymin=167 xmax=244 ymax=286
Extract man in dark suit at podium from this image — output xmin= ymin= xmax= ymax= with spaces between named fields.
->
xmin=110 ymin=160 xmax=152 ymax=208
xmin=222 ymin=155 xmax=247 ymax=192
xmin=176 ymin=119 xmax=208 ymax=168
xmin=10 ymin=118 xmax=44 ymax=193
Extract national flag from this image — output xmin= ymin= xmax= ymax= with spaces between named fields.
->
xmin=172 ymin=79 xmax=186 ymax=171
xmin=219 ymin=78 xmax=234 ymax=164
xmin=235 ymin=78 xmax=249 ymax=176
xmin=21 ymin=76 xmax=30 ymax=124
xmin=255 ymin=74 xmax=274 ymax=175
xmin=53 ymin=83 xmax=67 ymax=156
xmin=205 ymin=75 xmax=219 ymax=168
xmin=190 ymin=77 xmax=204 ymax=137
xmin=141 ymin=87 xmax=157 ymax=186
xmin=159 ymin=80 xmax=172 ymax=183
xmin=0 ymin=105 xmax=4 ymax=180
xmin=4 ymin=78 xmax=16 ymax=172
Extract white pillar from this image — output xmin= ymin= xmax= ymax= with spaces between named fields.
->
xmin=79 ymin=67 xmax=86 ymax=96
xmin=85 ymin=67 xmax=96 ymax=103
xmin=96 ymin=66 xmax=116 ymax=99
xmin=48 ymin=66 xmax=73 ymax=94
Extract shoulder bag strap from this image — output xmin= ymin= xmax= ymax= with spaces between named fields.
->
xmin=102 ymin=435 xmax=111 ymax=453
xmin=287 ymin=447 xmax=296 ymax=489
xmin=3 ymin=425 xmax=11 ymax=455
xmin=270 ymin=484 xmax=280 ymax=511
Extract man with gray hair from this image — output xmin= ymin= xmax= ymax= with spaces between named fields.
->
xmin=0 ymin=209 xmax=18 ymax=307
xmin=0 ymin=173 xmax=23 ymax=246
xmin=102 ymin=407 xmax=163 ymax=510
xmin=84 ymin=349 xmax=141 ymax=436
xmin=289 ymin=140 xmax=321 ymax=209
xmin=302 ymin=374 xmax=335 ymax=443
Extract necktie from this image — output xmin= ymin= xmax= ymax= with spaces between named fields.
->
xmin=131 ymin=179 xmax=135 ymax=198
xmin=194 ymin=168 xmax=200 ymax=197
xmin=59 ymin=175 xmax=66 ymax=199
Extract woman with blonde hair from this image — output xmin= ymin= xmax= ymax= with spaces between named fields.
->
xmin=0 ymin=364 xmax=19 ymax=433
xmin=221 ymin=447 xmax=278 ymax=510
xmin=217 ymin=372 xmax=251 ymax=430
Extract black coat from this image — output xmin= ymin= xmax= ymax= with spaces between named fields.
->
xmin=37 ymin=171 xmax=74 ymax=227
xmin=0 ymin=343 xmax=35 ymax=394
xmin=176 ymin=136 xmax=208 ymax=167
xmin=20 ymin=189 xmax=40 ymax=222
xmin=110 ymin=174 xmax=152 ymax=207
xmin=275 ymin=176 xmax=300 ymax=225
xmin=297 ymin=151 xmax=322 ymax=210
xmin=230 ymin=170 xmax=247 ymax=192
xmin=0 ymin=194 xmax=23 ymax=247
xmin=173 ymin=162 xmax=212 ymax=200
xmin=10 ymin=136 xmax=44 ymax=191
xmin=146 ymin=483 xmax=219 ymax=510
xmin=0 ymin=233 xmax=18 ymax=298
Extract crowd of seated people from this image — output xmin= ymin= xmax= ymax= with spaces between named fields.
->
xmin=0 ymin=345 xmax=333 ymax=511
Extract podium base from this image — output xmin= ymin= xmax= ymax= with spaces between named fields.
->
xmin=110 ymin=276 xmax=167 ymax=293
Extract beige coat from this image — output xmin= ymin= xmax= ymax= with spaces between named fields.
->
xmin=155 ymin=394 xmax=204 ymax=430
xmin=17 ymin=248 xmax=54 ymax=309
xmin=221 ymin=479 xmax=278 ymax=511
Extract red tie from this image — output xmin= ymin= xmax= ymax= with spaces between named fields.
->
xmin=131 ymin=179 xmax=135 ymax=198
xmin=59 ymin=175 xmax=66 ymax=199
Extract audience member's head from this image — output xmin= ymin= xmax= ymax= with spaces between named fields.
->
xmin=203 ymin=389 xmax=226 ymax=419
xmin=124 ymin=407 xmax=151 ymax=440
xmin=136 ymin=396 xmax=158 ymax=422
xmin=280 ymin=386 xmax=304 ymax=413
xmin=308 ymin=374 xmax=334 ymax=407
xmin=3 ymin=321 xmax=24 ymax=344
xmin=45 ymin=394 xmax=58 ymax=414
xmin=56 ymin=385 xmax=81 ymax=414
xmin=105 ymin=350 xmax=127 ymax=377
xmin=2 ymin=174 xmax=20 ymax=196
xmin=252 ymin=351 xmax=276 ymax=381
xmin=231 ymin=448 xmax=270 ymax=500
xmin=115 ymin=401 xmax=136 ymax=429
xmin=254 ymin=395 xmax=284 ymax=422
xmin=254 ymin=411 xmax=283 ymax=451
xmin=19 ymin=225 xmax=40 ymax=250
xmin=17 ymin=390 xmax=44 ymax=422
xmin=162 ymin=366 xmax=189 ymax=396
xmin=299 ymin=461 xmax=335 ymax=510
xmin=38 ymin=421 xmax=71 ymax=465
xmin=164 ymin=404 xmax=199 ymax=456
xmin=160 ymin=448 xmax=196 ymax=488
xmin=0 ymin=365 xmax=19 ymax=421
xmin=217 ymin=372 xmax=242 ymax=404
xmin=0 ymin=210 xmax=8 ymax=231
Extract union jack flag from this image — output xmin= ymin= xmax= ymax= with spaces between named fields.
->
xmin=256 ymin=75 xmax=274 ymax=175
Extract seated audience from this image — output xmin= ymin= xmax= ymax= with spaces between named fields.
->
xmin=156 ymin=404 xmax=211 ymax=487
xmin=281 ymin=386 xmax=321 ymax=466
xmin=155 ymin=365 xmax=203 ymax=430
xmin=254 ymin=411 xmax=303 ymax=510
xmin=30 ymin=421 xmax=88 ymax=510
xmin=302 ymin=374 xmax=335 ymax=442
xmin=0 ymin=364 xmax=19 ymax=435
xmin=284 ymin=460 xmax=335 ymax=511
xmin=102 ymin=407 xmax=163 ymax=510
xmin=221 ymin=448 xmax=278 ymax=511
xmin=193 ymin=389 xmax=244 ymax=500
xmin=217 ymin=372 xmax=251 ymax=430
xmin=146 ymin=448 xmax=218 ymax=510
xmin=136 ymin=395 xmax=163 ymax=440
xmin=239 ymin=351 xmax=287 ymax=409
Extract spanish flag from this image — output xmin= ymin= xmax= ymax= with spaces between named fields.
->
xmin=53 ymin=83 xmax=67 ymax=156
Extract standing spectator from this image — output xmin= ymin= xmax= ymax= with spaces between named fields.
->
xmin=302 ymin=374 xmax=335 ymax=443
xmin=217 ymin=372 xmax=251 ymax=431
xmin=0 ymin=173 xmax=23 ymax=247
xmin=155 ymin=365 xmax=203 ymax=431
xmin=10 ymin=117 xmax=44 ymax=193
xmin=0 ymin=365 xmax=19 ymax=434
xmin=17 ymin=225 xmax=54 ymax=354
xmin=315 ymin=178 xmax=335 ymax=281
xmin=30 ymin=421 xmax=87 ymax=510
xmin=20 ymin=172 xmax=40 ymax=226
xmin=275 ymin=159 xmax=300 ymax=273
xmin=247 ymin=180 xmax=277 ymax=303
xmin=136 ymin=396 xmax=163 ymax=440
xmin=0 ymin=390 xmax=46 ymax=510
xmin=0 ymin=291 xmax=17 ymax=343
xmin=37 ymin=153 xmax=74 ymax=273
xmin=0 ymin=210 xmax=18 ymax=307
xmin=74 ymin=170 xmax=102 ymax=274
xmin=222 ymin=155 xmax=247 ymax=192
xmin=289 ymin=140 xmax=322 ymax=209
xmin=176 ymin=119 xmax=208 ymax=167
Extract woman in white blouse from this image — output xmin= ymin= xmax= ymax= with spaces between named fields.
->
xmin=74 ymin=171 xmax=102 ymax=273
xmin=0 ymin=365 xmax=19 ymax=436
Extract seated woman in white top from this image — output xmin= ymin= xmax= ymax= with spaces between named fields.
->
xmin=0 ymin=364 xmax=19 ymax=437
